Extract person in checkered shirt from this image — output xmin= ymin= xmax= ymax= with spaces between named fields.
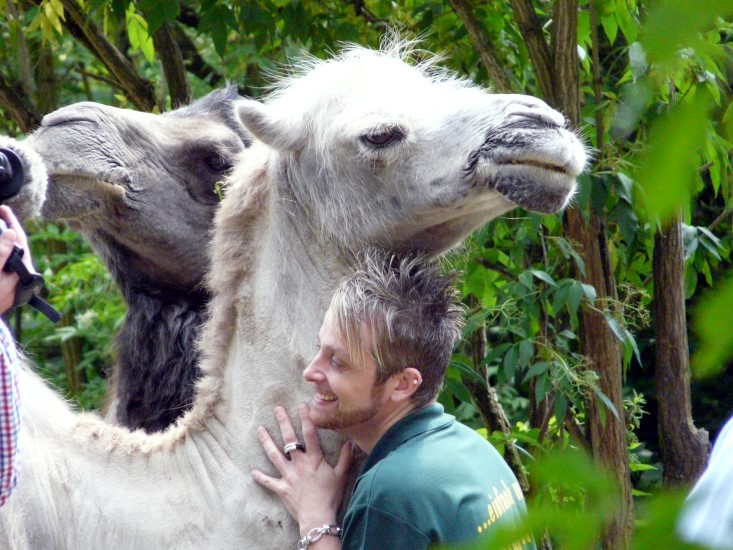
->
xmin=0 ymin=205 xmax=35 ymax=507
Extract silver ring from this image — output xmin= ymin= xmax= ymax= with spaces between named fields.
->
xmin=283 ymin=442 xmax=306 ymax=455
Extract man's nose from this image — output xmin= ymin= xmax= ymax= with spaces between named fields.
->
xmin=303 ymin=358 xmax=323 ymax=382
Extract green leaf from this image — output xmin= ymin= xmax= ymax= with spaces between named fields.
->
xmin=552 ymin=282 xmax=569 ymax=314
xmin=635 ymin=90 xmax=713 ymax=223
xmin=581 ymin=283 xmax=597 ymax=302
xmin=592 ymin=386 xmax=620 ymax=421
xmin=682 ymin=224 xmax=699 ymax=260
xmin=534 ymin=374 xmax=549 ymax=403
xmin=567 ymin=281 xmax=584 ymax=315
xmin=529 ymin=269 xmax=558 ymax=287
xmin=523 ymin=361 xmax=549 ymax=382
xmin=502 ymin=344 xmax=519 ymax=379
xmin=126 ymin=8 xmax=155 ymax=63
xmin=518 ymin=339 xmax=534 ymax=367
xmin=628 ymin=42 xmax=647 ymax=80
xmin=443 ymin=377 xmax=474 ymax=403
xmin=553 ymin=392 xmax=568 ymax=425
xmin=601 ymin=13 xmax=618 ymax=45
xmin=629 ymin=463 xmax=657 ymax=472
xmin=138 ymin=0 xmax=179 ymax=34
xmin=605 ymin=315 xmax=626 ymax=344
xmin=641 ymin=0 xmax=733 ymax=71
xmin=692 ymin=275 xmax=733 ymax=377
xmin=615 ymin=0 xmax=639 ymax=43
xmin=518 ymin=271 xmax=534 ymax=291
xmin=624 ymin=326 xmax=642 ymax=366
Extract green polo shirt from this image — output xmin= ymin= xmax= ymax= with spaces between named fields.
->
xmin=342 ymin=404 xmax=534 ymax=550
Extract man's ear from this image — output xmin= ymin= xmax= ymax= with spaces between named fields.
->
xmin=389 ymin=368 xmax=423 ymax=403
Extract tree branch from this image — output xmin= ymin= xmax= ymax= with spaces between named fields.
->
xmin=59 ymin=0 xmax=158 ymax=112
xmin=509 ymin=0 xmax=554 ymax=100
xmin=588 ymin=0 xmax=605 ymax=153
xmin=0 ymin=71 xmax=42 ymax=133
xmin=448 ymin=0 xmax=514 ymax=92
xmin=345 ymin=0 xmax=387 ymax=28
xmin=564 ymin=410 xmax=591 ymax=452
xmin=475 ymin=257 xmax=517 ymax=281
xmin=152 ymin=22 xmax=192 ymax=107
xmin=172 ymin=24 xmax=224 ymax=87
xmin=466 ymin=319 xmax=531 ymax=495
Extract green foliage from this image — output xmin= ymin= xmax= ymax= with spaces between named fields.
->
xmin=20 ymin=222 xmax=124 ymax=410
xmin=1 ymin=2 xmax=733 ymax=546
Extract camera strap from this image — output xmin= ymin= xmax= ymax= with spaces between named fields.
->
xmin=3 ymin=244 xmax=61 ymax=323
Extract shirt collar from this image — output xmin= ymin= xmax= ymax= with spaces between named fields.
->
xmin=359 ymin=403 xmax=454 ymax=474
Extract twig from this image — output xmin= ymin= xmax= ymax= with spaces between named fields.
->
xmin=448 ymin=0 xmax=513 ymax=92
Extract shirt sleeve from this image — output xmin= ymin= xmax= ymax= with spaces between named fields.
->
xmin=342 ymin=503 xmax=432 ymax=550
xmin=0 ymin=319 xmax=20 ymax=507
xmin=677 ymin=416 xmax=733 ymax=549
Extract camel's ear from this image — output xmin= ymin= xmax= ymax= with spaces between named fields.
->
xmin=236 ymin=100 xmax=300 ymax=152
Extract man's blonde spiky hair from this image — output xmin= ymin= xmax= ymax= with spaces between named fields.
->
xmin=330 ymin=249 xmax=465 ymax=406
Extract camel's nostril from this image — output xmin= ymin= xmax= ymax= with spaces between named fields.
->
xmin=507 ymin=104 xmax=565 ymax=128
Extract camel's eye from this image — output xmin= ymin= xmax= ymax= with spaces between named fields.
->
xmin=205 ymin=154 xmax=231 ymax=172
xmin=362 ymin=127 xmax=404 ymax=148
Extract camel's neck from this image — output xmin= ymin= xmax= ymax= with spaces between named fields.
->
xmin=193 ymin=144 xmax=352 ymax=462
xmin=113 ymin=291 xmax=208 ymax=432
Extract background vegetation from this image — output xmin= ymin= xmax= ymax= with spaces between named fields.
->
xmin=1 ymin=0 xmax=732 ymax=548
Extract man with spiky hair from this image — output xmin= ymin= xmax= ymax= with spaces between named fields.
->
xmin=253 ymin=252 xmax=534 ymax=550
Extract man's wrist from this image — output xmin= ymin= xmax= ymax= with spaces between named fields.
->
xmin=299 ymin=514 xmax=337 ymax=538
xmin=296 ymin=524 xmax=341 ymax=549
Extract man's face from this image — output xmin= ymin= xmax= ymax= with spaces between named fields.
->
xmin=303 ymin=308 xmax=386 ymax=434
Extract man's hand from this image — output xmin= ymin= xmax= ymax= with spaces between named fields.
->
xmin=0 ymin=205 xmax=33 ymax=314
xmin=252 ymin=403 xmax=353 ymax=537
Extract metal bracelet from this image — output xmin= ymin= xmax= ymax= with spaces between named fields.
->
xmin=296 ymin=524 xmax=342 ymax=549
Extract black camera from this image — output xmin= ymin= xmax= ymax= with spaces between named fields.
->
xmin=0 ymin=147 xmax=24 ymax=201
xmin=0 ymin=147 xmax=60 ymax=322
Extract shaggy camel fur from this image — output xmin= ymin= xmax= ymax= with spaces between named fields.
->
xmin=0 ymin=39 xmax=585 ymax=548
xmin=27 ymin=87 xmax=250 ymax=432
xmin=0 ymin=136 xmax=48 ymax=222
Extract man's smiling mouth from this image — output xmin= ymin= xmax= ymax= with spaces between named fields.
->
xmin=316 ymin=392 xmax=337 ymax=402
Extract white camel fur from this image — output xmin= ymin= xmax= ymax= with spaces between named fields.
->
xmin=0 ymin=38 xmax=586 ymax=548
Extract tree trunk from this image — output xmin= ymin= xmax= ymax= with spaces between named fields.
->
xmin=553 ymin=2 xmax=634 ymax=547
xmin=465 ymin=298 xmax=530 ymax=494
xmin=153 ymin=22 xmax=192 ymax=107
xmin=565 ymin=212 xmax=633 ymax=548
xmin=653 ymin=214 xmax=710 ymax=486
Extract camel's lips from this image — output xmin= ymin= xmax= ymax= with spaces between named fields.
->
xmin=495 ymin=158 xmax=573 ymax=175
xmin=48 ymin=173 xmax=127 ymax=193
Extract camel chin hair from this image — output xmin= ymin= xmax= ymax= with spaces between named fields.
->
xmin=0 ymin=136 xmax=48 ymax=222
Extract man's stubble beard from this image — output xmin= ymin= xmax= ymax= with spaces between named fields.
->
xmin=312 ymin=384 xmax=385 ymax=431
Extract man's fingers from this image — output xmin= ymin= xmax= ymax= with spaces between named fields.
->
xmin=251 ymin=469 xmax=287 ymax=495
xmin=274 ymin=406 xmax=301 ymax=449
xmin=0 ymin=229 xmax=16 ymax=261
xmin=334 ymin=440 xmax=354 ymax=477
xmin=299 ymin=403 xmax=322 ymax=456
xmin=256 ymin=426 xmax=289 ymax=472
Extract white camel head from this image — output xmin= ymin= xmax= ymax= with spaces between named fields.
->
xmin=235 ymin=39 xmax=584 ymax=254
